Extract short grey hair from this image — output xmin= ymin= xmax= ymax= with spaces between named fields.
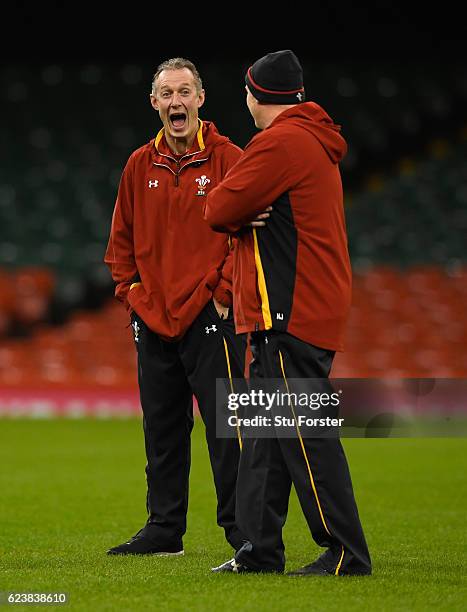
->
xmin=151 ymin=58 xmax=203 ymax=95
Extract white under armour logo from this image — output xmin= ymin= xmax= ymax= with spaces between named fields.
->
xmin=148 ymin=179 xmax=159 ymax=188
xmin=132 ymin=320 xmax=140 ymax=342
xmin=297 ymin=92 xmax=303 ymax=102
xmin=205 ymin=325 xmax=217 ymax=334
xmin=276 ymin=312 xmax=284 ymax=320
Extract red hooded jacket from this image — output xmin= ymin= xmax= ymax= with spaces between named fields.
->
xmin=105 ymin=120 xmax=242 ymax=340
xmin=204 ymin=103 xmax=352 ymax=351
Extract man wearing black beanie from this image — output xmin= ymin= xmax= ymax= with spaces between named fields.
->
xmin=204 ymin=50 xmax=372 ymax=576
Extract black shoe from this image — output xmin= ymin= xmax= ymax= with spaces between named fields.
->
xmin=287 ymin=547 xmax=338 ymax=576
xmin=212 ymin=541 xmax=283 ymax=574
xmin=287 ymin=562 xmax=332 ymax=576
xmin=107 ymin=528 xmax=184 ymax=556
xmin=287 ymin=547 xmax=371 ymax=577
xmin=211 ymin=557 xmax=255 ymax=573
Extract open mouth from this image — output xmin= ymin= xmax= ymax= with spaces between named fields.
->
xmin=169 ymin=112 xmax=187 ymax=130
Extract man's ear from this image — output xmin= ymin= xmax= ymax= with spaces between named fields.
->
xmin=198 ymin=89 xmax=206 ymax=108
xmin=150 ymin=94 xmax=158 ymax=111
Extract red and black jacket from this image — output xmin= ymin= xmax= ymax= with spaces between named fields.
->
xmin=105 ymin=120 xmax=242 ymax=340
xmin=204 ymin=103 xmax=351 ymax=351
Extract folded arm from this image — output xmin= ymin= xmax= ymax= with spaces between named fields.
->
xmin=204 ymin=135 xmax=289 ymax=233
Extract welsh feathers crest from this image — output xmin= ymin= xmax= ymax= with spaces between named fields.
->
xmin=195 ymin=175 xmax=211 ymax=196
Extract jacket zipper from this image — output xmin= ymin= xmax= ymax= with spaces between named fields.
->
xmin=153 ymin=157 xmax=209 ymax=188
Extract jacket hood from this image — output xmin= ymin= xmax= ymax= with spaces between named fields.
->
xmin=153 ymin=120 xmax=232 ymax=158
xmin=200 ymin=120 xmax=232 ymax=151
xmin=271 ymin=102 xmax=347 ymax=163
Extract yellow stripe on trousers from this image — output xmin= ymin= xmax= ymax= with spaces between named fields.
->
xmin=335 ymin=545 xmax=345 ymax=576
xmin=278 ymin=350 xmax=331 ymax=537
xmin=223 ymin=337 xmax=242 ymax=451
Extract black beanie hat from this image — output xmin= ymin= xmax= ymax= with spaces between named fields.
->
xmin=245 ymin=49 xmax=305 ymax=105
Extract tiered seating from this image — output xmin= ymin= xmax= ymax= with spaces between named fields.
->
xmin=1 ymin=265 xmax=465 ymax=390
xmin=347 ymin=137 xmax=467 ymax=266
xmin=1 ymin=61 xmax=465 ymax=295
xmin=0 ymin=61 xmax=465 ymax=402
xmin=0 ymin=300 xmax=136 ymax=389
xmin=332 ymin=266 xmax=467 ymax=378
xmin=0 ymin=266 xmax=55 ymax=335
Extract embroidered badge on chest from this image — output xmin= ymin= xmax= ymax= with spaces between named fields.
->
xmin=195 ymin=175 xmax=210 ymax=196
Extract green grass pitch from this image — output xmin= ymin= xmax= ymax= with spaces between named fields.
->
xmin=0 ymin=418 xmax=466 ymax=611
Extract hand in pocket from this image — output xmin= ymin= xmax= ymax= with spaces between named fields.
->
xmin=213 ymin=297 xmax=229 ymax=320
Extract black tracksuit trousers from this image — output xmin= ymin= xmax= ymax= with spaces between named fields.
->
xmin=236 ymin=331 xmax=371 ymax=574
xmin=132 ymin=299 xmax=246 ymax=551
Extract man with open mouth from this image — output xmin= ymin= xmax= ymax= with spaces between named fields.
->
xmin=105 ymin=57 xmax=246 ymax=557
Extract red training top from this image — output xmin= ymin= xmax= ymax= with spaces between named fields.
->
xmin=204 ymin=102 xmax=352 ymax=351
xmin=105 ymin=120 xmax=242 ymax=340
